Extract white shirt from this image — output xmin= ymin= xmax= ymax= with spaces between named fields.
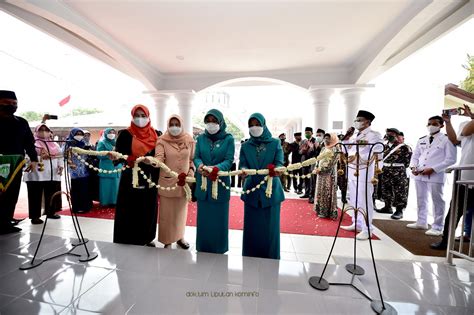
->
xmin=409 ymin=132 xmax=457 ymax=183
xmin=457 ymin=121 xmax=474 ymax=182
xmin=343 ymin=127 xmax=383 ymax=183
xmin=23 ymin=157 xmax=62 ymax=182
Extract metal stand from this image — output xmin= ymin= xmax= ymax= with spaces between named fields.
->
xmin=308 ymin=142 xmax=397 ymax=315
xmin=20 ymin=142 xmax=97 ymax=270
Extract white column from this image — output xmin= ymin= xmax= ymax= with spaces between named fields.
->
xmin=340 ymin=88 xmax=366 ymax=130
xmin=309 ymin=87 xmax=333 ymax=132
xmin=296 ymin=119 xmax=303 ymax=134
xmin=150 ymin=93 xmax=169 ymax=133
xmin=174 ymin=90 xmax=196 ymax=135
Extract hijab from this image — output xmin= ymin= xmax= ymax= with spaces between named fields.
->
xmin=34 ymin=124 xmax=61 ymax=156
xmin=204 ymin=108 xmax=230 ymax=141
xmin=66 ymin=128 xmax=86 ymax=148
xmin=99 ymin=128 xmax=116 ymax=151
xmin=126 ymin=104 xmax=158 ymax=160
xmin=159 ymin=114 xmax=194 ymax=151
xmin=247 ymin=113 xmax=274 ymax=145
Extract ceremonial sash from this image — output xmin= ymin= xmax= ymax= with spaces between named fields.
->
xmin=382 ymin=144 xmax=405 ymax=163
xmin=0 ymin=155 xmax=26 ymax=192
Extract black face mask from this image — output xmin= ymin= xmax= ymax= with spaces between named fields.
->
xmin=386 ymin=135 xmax=396 ymax=143
xmin=0 ymin=105 xmax=17 ymax=115
xmin=280 ymin=138 xmax=286 ymax=142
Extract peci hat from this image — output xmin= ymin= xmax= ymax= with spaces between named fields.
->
xmin=294 ymin=132 xmax=302 ymax=137
xmin=316 ymin=128 xmax=325 ymax=134
xmin=0 ymin=90 xmax=17 ymax=100
xmin=356 ymin=110 xmax=375 ymax=122
xmin=386 ymin=128 xmax=401 ymax=135
xmin=305 ymin=127 xmax=313 ymax=132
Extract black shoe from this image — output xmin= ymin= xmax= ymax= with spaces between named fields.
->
xmin=430 ymin=240 xmax=447 ymax=250
xmin=0 ymin=225 xmax=22 ymax=235
xmin=300 ymin=195 xmax=309 ymax=199
xmin=391 ymin=210 xmax=403 ymax=220
xmin=47 ymin=214 xmax=61 ymax=219
xmin=31 ymin=218 xmax=44 ymax=225
xmin=308 ymin=198 xmax=314 ymax=204
xmin=284 ymin=189 xmax=290 ymax=193
xmin=296 ymin=190 xmax=304 ymax=195
xmin=375 ymin=205 xmax=393 ymax=214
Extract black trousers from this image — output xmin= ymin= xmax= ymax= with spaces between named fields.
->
xmin=26 ymin=181 xmax=62 ymax=219
xmin=71 ymin=177 xmax=92 ymax=212
xmin=0 ymin=171 xmax=22 ymax=228
xmin=442 ymin=187 xmax=474 ymax=241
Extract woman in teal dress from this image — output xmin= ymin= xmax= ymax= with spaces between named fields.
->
xmin=96 ymin=128 xmax=121 ymax=206
xmin=239 ymin=113 xmax=285 ymax=259
xmin=194 ymin=109 xmax=235 ymax=254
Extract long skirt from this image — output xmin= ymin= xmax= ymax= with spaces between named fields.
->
xmin=99 ymin=177 xmax=119 ymax=206
xmin=158 ymin=196 xmax=188 ymax=244
xmin=243 ymin=203 xmax=281 ymax=260
xmin=314 ymin=173 xmax=338 ymax=219
xmin=196 ymin=200 xmax=229 ymax=254
xmin=113 ymin=170 xmax=158 ymax=245
xmin=70 ymin=177 xmax=92 ymax=213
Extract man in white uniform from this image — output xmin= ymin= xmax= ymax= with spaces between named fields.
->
xmin=408 ymin=115 xmax=457 ymax=235
xmin=341 ymin=110 xmax=383 ymax=240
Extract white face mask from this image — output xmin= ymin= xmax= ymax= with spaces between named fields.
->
xmin=354 ymin=121 xmax=365 ymax=130
xmin=169 ymin=126 xmax=182 ymax=136
xmin=74 ymin=135 xmax=84 ymax=142
xmin=107 ymin=134 xmax=116 ymax=140
xmin=133 ymin=117 xmax=149 ymax=128
xmin=249 ymin=126 xmax=264 ymax=137
xmin=205 ymin=123 xmax=220 ymax=135
xmin=427 ymin=125 xmax=440 ymax=135
xmin=315 ymin=136 xmax=323 ymax=143
xmin=38 ymin=131 xmax=50 ymax=139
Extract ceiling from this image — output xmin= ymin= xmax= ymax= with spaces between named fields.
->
xmin=1 ymin=0 xmax=472 ymax=90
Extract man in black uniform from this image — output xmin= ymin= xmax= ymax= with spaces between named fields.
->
xmin=299 ymin=127 xmax=316 ymax=199
xmin=0 ymin=90 xmax=38 ymax=234
xmin=289 ymin=132 xmax=303 ymax=194
xmin=279 ymin=133 xmax=291 ymax=192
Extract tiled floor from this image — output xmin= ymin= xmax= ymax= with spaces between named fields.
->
xmin=2 ymin=181 xmax=473 ymax=314
xmin=0 ymin=232 xmax=473 ymax=314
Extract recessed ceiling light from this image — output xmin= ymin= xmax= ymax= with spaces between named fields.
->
xmin=315 ymin=46 xmax=325 ymax=52
xmin=176 ymin=55 xmax=184 ymax=60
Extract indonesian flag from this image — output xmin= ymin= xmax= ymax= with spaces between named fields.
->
xmin=59 ymin=95 xmax=71 ymax=107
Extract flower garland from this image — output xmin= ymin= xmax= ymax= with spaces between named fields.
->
xmin=71 ymin=149 xmax=129 ymax=173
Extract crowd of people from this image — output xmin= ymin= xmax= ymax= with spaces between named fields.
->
xmin=1 ymin=89 xmax=473 ymax=259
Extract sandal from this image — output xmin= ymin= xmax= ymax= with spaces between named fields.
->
xmin=177 ymin=239 xmax=190 ymax=250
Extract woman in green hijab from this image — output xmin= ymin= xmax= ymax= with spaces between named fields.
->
xmin=239 ymin=113 xmax=285 ymax=259
xmin=194 ymin=109 xmax=235 ymax=253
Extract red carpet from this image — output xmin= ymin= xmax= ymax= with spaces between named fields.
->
xmin=15 ymin=196 xmax=378 ymax=239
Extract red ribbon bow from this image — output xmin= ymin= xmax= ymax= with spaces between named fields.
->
xmin=208 ymin=167 xmax=219 ymax=181
xmin=177 ymin=173 xmax=187 ymax=186
xmin=267 ymin=164 xmax=276 ymax=177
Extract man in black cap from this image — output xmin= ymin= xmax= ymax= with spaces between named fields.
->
xmin=376 ymin=128 xmax=412 ymax=219
xmin=341 ymin=110 xmax=383 ymax=240
xmin=299 ymin=127 xmax=316 ymax=199
xmin=308 ymin=128 xmax=326 ymax=203
xmin=289 ymin=132 xmax=303 ymax=194
xmin=278 ymin=133 xmax=291 ymax=192
xmin=0 ymin=90 xmax=38 ymax=234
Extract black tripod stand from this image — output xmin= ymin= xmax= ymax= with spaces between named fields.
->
xmin=20 ymin=140 xmax=97 ymax=270
xmin=308 ymin=142 xmax=396 ymax=315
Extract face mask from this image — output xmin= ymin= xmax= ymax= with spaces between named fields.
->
xmin=169 ymin=126 xmax=182 ymax=136
xmin=354 ymin=121 xmax=365 ymax=130
xmin=305 ymin=134 xmax=311 ymax=140
xmin=205 ymin=123 xmax=220 ymax=135
xmin=37 ymin=131 xmax=50 ymax=139
xmin=133 ymin=117 xmax=149 ymax=128
xmin=74 ymin=135 xmax=84 ymax=142
xmin=249 ymin=126 xmax=264 ymax=137
xmin=315 ymin=136 xmax=323 ymax=143
xmin=427 ymin=125 xmax=440 ymax=134
xmin=386 ymin=135 xmax=396 ymax=143
xmin=107 ymin=134 xmax=116 ymax=140
xmin=0 ymin=105 xmax=17 ymax=115
xmin=280 ymin=138 xmax=286 ymax=142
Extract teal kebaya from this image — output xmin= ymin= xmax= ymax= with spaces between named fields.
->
xmin=194 ymin=109 xmax=235 ymax=254
xmin=239 ymin=113 xmax=285 ymax=259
